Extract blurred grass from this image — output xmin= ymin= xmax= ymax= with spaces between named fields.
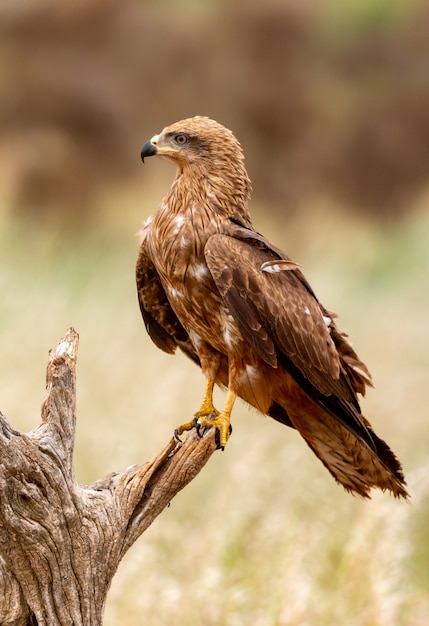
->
xmin=0 ymin=185 xmax=428 ymax=625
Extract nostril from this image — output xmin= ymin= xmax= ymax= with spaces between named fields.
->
xmin=150 ymin=133 xmax=160 ymax=146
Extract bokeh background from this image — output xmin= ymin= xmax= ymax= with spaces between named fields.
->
xmin=1 ymin=0 xmax=428 ymax=624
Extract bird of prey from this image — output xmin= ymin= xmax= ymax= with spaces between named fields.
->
xmin=137 ymin=116 xmax=407 ymax=499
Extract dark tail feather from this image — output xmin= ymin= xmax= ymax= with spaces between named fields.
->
xmin=370 ymin=429 xmax=407 ymax=488
xmin=268 ymin=402 xmax=295 ymax=429
xmin=269 ymin=400 xmax=408 ymax=499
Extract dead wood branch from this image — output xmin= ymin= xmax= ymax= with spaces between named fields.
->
xmin=0 ymin=328 xmax=217 ymax=625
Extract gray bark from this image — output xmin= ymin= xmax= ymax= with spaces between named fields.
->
xmin=0 ymin=328 xmax=217 ymax=625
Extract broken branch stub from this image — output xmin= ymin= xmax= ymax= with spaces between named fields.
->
xmin=0 ymin=328 xmax=217 ymax=625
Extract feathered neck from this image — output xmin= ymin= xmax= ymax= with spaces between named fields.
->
xmin=171 ymin=156 xmax=253 ymax=225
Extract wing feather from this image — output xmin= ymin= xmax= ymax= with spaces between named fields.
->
xmin=136 ymin=234 xmax=200 ymax=365
xmin=205 ymin=232 xmax=342 ymax=395
xmin=205 ymin=229 xmax=376 ymax=449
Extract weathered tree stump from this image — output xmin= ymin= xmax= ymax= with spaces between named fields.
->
xmin=0 ymin=328 xmax=217 ymax=625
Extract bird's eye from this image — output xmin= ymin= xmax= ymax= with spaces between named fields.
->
xmin=174 ymin=134 xmax=188 ymax=145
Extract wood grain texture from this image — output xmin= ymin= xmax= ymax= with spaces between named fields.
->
xmin=0 ymin=328 xmax=217 ymax=625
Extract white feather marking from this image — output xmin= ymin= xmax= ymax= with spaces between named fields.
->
xmin=172 ymin=215 xmax=186 ymax=235
xmin=262 ymin=263 xmax=282 ymax=274
xmin=180 ymin=235 xmax=190 ymax=248
xmin=261 ymin=259 xmax=301 ymax=273
xmin=323 ymin=315 xmax=332 ymax=328
xmin=191 ymin=262 xmax=210 ymax=280
xmin=189 ymin=330 xmax=202 ymax=349
xmin=245 ymin=364 xmax=259 ymax=381
xmin=220 ymin=307 xmax=238 ymax=350
xmin=167 ymin=286 xmax=183 ymax=300
xmin=136 ymin=216 xmax=152 ymax=242
xmin=351 ymin=365 xmax=373 ymax=385
xmin=304 ymin=307 xmax=311 ymax=315
xmin=223 ymin=327 xmax=236 ymax=350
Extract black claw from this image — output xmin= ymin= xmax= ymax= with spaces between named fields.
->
xmin=193 ymin=417 xmax=203 ymax=437
xmin=173 ymin=429 xmax=182 ymax=443
xmin=215 ymin=424 xmax=232 ymax=450
xmin=214 ymin=428 xmax=220 ymax=449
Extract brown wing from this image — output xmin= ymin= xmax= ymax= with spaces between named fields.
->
xmin=226 ymin=226 xmax=372 ymax=391
xmin=136 ymin=235 xmax=200 ymax=365
xmin=204 ymin=229 xmax=377 ymax=447
xmin=204 ymin=232 xmax=346 ymax=394
xmin=219 ymin=224 xmax=372 ymax=391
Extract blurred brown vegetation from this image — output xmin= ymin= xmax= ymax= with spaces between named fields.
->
xmin=1 ymin=0 xmax=429 ymax=223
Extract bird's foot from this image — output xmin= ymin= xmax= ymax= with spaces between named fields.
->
xmin=174 ymin=409 xmax=232 ymax=450
xmin=174 ymin=400 xmax=219 ymax=442
xmin=194 ymin=411 xmax=233 ymax=450
xmin=174 ymin=418 xmax=198 ymax=442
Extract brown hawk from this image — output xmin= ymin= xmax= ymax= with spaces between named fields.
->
xmin=137 ymin=116 xmax=407 ymax=499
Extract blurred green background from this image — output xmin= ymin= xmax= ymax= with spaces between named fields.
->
xmin=1 ymin=0 xmax=428 ymax=624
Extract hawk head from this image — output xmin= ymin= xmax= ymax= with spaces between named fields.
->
xmin=141 ymin=116 xmax=249 ymax=183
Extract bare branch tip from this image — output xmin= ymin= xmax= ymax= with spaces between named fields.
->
xmin=51 ymin=328 xmax=79 ymax=363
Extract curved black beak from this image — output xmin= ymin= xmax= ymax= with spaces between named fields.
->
xmin=141 ymin=140 xmax=158 ymax=163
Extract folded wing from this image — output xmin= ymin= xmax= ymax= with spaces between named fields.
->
xmin=204 ymin=227 xmax=376 ymax=448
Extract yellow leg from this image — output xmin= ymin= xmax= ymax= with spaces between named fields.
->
xmin=174 ymin=381 xmax=236 ymax=449
xmin=174 ymin=378 xmax=218 ymax=439
xmin=210 ymin=388 xmax=236 ymax=449
xmin=194 ymin=378 xmax=219 ymax=420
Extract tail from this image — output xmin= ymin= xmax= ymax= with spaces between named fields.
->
xmin=270 ymin=400 xmax=408 ymax=499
